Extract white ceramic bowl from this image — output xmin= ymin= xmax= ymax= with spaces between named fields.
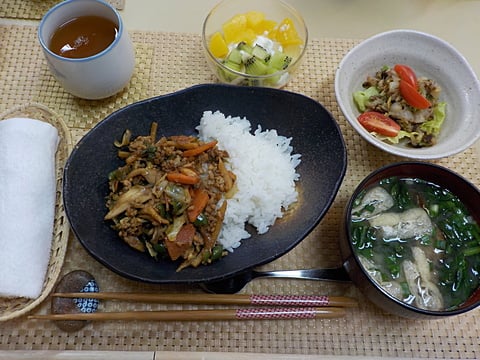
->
xmin=335 ymin=29 xmax=480 ymax=159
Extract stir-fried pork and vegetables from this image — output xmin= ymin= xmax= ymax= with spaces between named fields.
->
xmin=351 ymin=176 xmax=480 ymax=311
xmin=353 ymin=64 xmax=446 ymax=147
xmin=105 ymin=123 xmax=236 ymax=271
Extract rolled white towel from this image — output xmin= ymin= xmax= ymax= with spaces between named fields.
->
xmin=0 ymin=117 xmax=59 ymax=299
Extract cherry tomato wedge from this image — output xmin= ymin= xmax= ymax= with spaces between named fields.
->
xmin=399 ymin=80 xmax=431 ymax=109
xmin=358 ymin=111 xmax=401 ymax=137
xmin=394 ymin=64 xmax=417 ymax=87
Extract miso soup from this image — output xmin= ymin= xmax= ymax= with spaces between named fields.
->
xmin=350 ymin=176 xmax=480 ymax=311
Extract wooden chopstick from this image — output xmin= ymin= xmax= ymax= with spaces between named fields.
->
xmin=28 ymin=307 xmax=346 ymax=321
xmin=51 ymin=292 xmax=358 ymax=308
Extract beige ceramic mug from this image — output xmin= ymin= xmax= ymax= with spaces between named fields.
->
xmin=38 ymin=0 xmax=135 ymax=100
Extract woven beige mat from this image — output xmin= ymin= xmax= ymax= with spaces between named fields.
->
xmin=0 ymin=0 xmax=125 ymax=20
xmin=0 ymin=24 xmax=479 ymax=358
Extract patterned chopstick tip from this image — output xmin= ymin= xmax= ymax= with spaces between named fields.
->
xmin=236 ymin=307 xmax=319 ymax=320
xmin=249 ymin=294 xmax=329 ymax=307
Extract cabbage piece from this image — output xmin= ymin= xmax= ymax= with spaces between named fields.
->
xmin=372 ymin=102 xmax=446 ymax=144
xmin=353 ymin=86 xmax=379 ymax=112
xmin=420 ymin=101 xmax=446 ymax=136
xmin=166 ymin=214 xmax=187 ymax=242
xmin=373 ymin=130 xmax=414 ymax=144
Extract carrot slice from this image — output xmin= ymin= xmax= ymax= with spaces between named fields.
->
xmin=188 ymin=188 xmax=210 ymax=222
xmin=165 ymin=223 xmax=195 ymax=261
xmin=166 ymin=172 xmax=200 ymax=185
xmin=182 ymin=140 xmax=218 ymax=157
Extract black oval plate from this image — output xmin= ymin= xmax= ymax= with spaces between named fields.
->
xmin=63 ymin=84 xmax=347 ymax=284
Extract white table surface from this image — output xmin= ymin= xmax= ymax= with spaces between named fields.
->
xmin=122 ymin=0 xmax=479 ymax=76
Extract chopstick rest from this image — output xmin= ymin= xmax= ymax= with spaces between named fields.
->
xmin=51 ymin=270 xmax=100 ymax=332
xmin=28 ymin=306 xmax=346 ymax=322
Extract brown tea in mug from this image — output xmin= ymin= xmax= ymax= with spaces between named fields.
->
xmin=49 ymin=15 xmax=118 ymax=59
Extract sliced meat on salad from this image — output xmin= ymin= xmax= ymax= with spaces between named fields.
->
xmin=353 ymin=64 xmax=446 ymax=147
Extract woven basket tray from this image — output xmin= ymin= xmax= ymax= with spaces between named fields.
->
xmin=0 ymin=103 xmax=72 ymax=321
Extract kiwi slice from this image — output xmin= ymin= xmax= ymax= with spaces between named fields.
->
xmin=221 ymin=40 xmax=295 ymax=86
xmin=269 ymin=52 xmax=292 ymax=70
xmin=226 ymin=48 xmax=243 ymax=65
xmin=244 ymin=56 xmax=268 ymax=75
xmin=223 ymin=60 xmax=242 ymax=72
xmin=251 ymin=44 xmax=271 ymax=63
xmin=236 ymin=41 xmax=253 ymax=54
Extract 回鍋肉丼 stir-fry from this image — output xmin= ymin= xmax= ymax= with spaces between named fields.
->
xmin=105 ymin=122 xmax=236 ymax=272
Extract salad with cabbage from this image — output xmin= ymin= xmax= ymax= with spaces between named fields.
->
xmin=353 ymin=64 xmax=446 ymax=147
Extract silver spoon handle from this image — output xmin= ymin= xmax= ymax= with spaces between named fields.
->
xmin=254 ymin=267 xmax=350 ymax=282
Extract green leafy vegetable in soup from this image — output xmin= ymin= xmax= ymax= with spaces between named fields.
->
xmin=350 ymin=176 xmax=480 ymax=311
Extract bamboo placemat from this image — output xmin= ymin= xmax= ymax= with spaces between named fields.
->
xmin=0 ymin=0 xmax=125 ymax=20
xmin=0 ymin=24 xmax=479 ymax=358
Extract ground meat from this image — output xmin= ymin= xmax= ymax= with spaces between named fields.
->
xmin=105 ymin=123 xmax=234 ymax=271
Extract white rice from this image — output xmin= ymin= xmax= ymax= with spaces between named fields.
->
xmin=197 ymin=110 xmax=301 ymax=251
